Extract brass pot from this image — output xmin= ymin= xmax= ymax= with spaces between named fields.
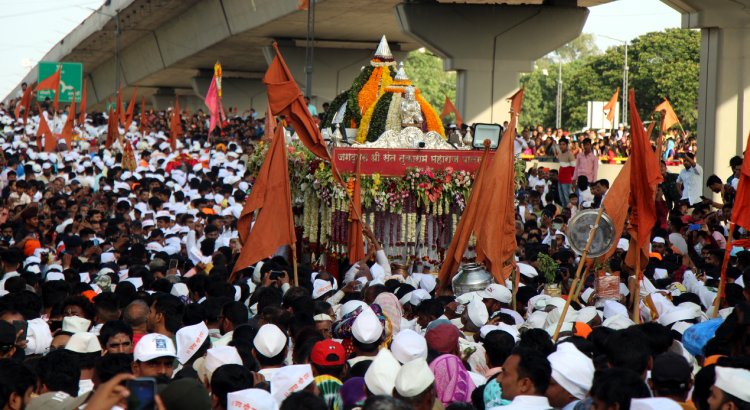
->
xmin=544 ymin=283 xmax=562 ymax=297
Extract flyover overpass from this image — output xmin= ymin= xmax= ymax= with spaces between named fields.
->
xmin=5 ymin=0 xmax=601 ymax=124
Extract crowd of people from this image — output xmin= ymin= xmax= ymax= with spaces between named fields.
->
xmin=0 ymin=94 xmax=747 ymax=410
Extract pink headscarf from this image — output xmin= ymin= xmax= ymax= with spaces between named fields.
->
xmin=429 ymin=354 xmax=476 ymax=406
xmin=374 ymin=292 xmax=403 ymax=334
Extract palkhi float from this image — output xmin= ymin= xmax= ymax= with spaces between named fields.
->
xmin=246 ymin=36 xmax=524 ymax=275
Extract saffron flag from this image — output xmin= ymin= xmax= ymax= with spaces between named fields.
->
xmin=628 ymin=89 xmax=663 ymax=248
xmin=36 ymin=106 xmax=54 ymax=152
xmin=139 ymin=97 xmax=147 ymax=133
xmin=474 ymin=89 xmax=524 ymax=282
xmin=348 ymin=158 xmax=365 ymax=264
xmin=60 ymin=91 xmax=76 ymax=149
xmin=34 ymin=67 xmax=62 ymax=112
xmin=232 ymin=124 xmax=296 ymax=275
xmin=14 ymin=86 xmax=33 ymax=126
xmin=169 ymin=97 xmax=183 ymax=151
xmin=264 ymin=42 xmax=331 ymax=162
xmin=437 ymin=146 xmax=492 ymax=292
xmin=654 ymin=99 xmax=681 ymax=132
xmin=263 ymin=108 xmax=277 ymax=141
xmin=124 ymin=88 xmax=138 ymax=131
xmin=79 ymin=79 xmax=87 ymax=126
xmin=603 ymin=87 xmax=620 ymax=124
xmin=205 ymin=71 xmax=225 ymax=134
xmin=440 ymin=96 xmax=463 ymax=127
xmin=116 ymin=88 xmax=126 ymax=127
xmin=105 ymin=106 xmax=118 ymax=149
xmin=731 ymin=131 xmax=750 ymax=231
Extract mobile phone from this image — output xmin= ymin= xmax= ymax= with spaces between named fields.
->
xmin=12 ymin=320 xmax=27 ymax=342
xmin=352 ymin=281 xmax=364 ymax=291
xmin=688 ymin=224 xmax=701 ymax=232
xmin=127 ymin=377 xmax=156 ymax=410
xmin=168 ymin=259 xmax=178 ymax=270
xmin=270 ymin=270 xmax=286 ymax=280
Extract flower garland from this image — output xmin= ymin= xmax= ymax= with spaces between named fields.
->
xmin=385 ymin=93 xmax=402 ymax=133
xmin=416 ymin=92 xmax=446 ymax=138
xmin=356 ymin=100 xmax=379 ymax=143
xmin=347 ymin=66 xmax=374 ymax=126
xmin=321 ymin=92 xmax=350 ymax=129
xmin=357 ymin=66 xmax=384 ymax=118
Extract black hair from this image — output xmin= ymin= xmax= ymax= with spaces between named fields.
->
xmin=518 ymin=328 xmax=554 ymax=356
xmin=35 ymin=349 xmax=81 ymax=396
xmin=362 ymin=396 xmax=412 ymax=410
xmin=691 ymin=365 xmax=715 ymax=410
xmin=62 ymin=295 xmax=97 ymax=320
xmin=604 ymin=329 xmax=652 ymax=375
xmin=151 ymin=293 xmax=185 ymax=334
xmin=211 ymin=364 xmax=254 ymax=409
xmin=511 ymin=346 xmax=552 ymax=395
xmin=280 ymin=391 xmax=328 ymax=410
xmin=590 ymin=368 xmax=650 ymax=410
xmin=0 ymin=360 xmax=36 ymax=408
xmin=222 ymin=301 xmax=249 ymax=327
xmin=634 ymin=323 xmax=672 ymax=357
xmin=416 ymin=299 xmax=444 ymax=319
xmin=484 ymin=330 xmax=516 ymax=368
xmin=94 ymin=353 xmax=133 ymax=384
xmin=182 ymin=303 xmax=207 ymax=326
xmin=98 ymin=320 xmax=133 ymax=348
xmin=706 ymin=174 xmax=722 ymax=187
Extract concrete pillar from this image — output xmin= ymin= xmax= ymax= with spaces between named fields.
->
xmin=192 ymin=76 xmax=267 ymax=114
xmin=263 ymin=45 xmax=407 ymax=109
xmin=150 ymin=87 xmax=176 ymax=110
xmin=395 ymin=3 xmax=588 ymax=125
xmin=662 ymin=0 xmax=750 ymax=193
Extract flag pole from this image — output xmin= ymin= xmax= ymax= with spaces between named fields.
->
xmin=712 ymin=222 xmax=734 ymax=317
xmin=553 ymin=205 xmax=605 ymax=341
xmin=572 ymin=264 xmax=591 ymax=302
xmin=632 ymin=251 xmax=642 ymax=324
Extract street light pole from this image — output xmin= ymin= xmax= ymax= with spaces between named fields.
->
xmin=114 ymin=10 xmax=120 ymax=97
xmin=622 ymin=43 xmax=628 ymax=125
xmin=556 ymin=60 xmax=562 ymax=129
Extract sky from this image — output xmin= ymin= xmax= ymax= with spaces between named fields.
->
xmin=0 ymin=0 xmax=682 ymax=100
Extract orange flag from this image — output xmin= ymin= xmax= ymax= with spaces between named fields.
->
xmin=731 ymin=131 xmax=750 ymax=231
xmin=440 ymin=96 xmax=463 ymax=127
xmin=437 ymin=146 xmax=492 ymax=292
xmin=15 ymin=86 xmax=33 ymax=126
xmin=139 ymin=97 xmax=147 ymax=133
xmin=105 ymin=106 xmax=118 ymax=149
xmin=124 ymin=88 xmax=138 ymax=131
xmin=348 ymin=158 xmax=365 ymax=264
xmin=60 ymin=92 xmax=76 ymax=149
xmin=36 ymin=106 xmax=55 ymax=152
xmin=473 ymin=89 xmax=524 ymax=282
xmin=603 ymin=87 xmax=620 ymax=124
xmin=263 ymin=108 xmax=277 ymax=141
xmin=79 ymin=79 xmax=87 ymax=126
xmin=231 ymin=124 xmax=296 ymax=276
xmin=628 ymin=89 xmax=663 ymax=249
xmin=653 ymin=98 xmax=680 ymax=132
xmin=263 ymin=42 xmax=331 ymax=162
xmin=169 ymin=97 xmax=183 ymax=151
xmin=35 ymin=67 xmax=62 ymax=112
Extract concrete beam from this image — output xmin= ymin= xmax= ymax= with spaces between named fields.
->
xmin=262 ymin=45 xmax=406 ymax=109
xmin=396 ymin=2 xmax=589 ymax=125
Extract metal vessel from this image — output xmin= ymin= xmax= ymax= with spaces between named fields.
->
xmin=567 ymin=209 xmax=616 ymax=258
xmin=452 ymin=263 xmax=492 ymax=296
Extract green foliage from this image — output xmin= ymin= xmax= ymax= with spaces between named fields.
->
xmin=404 ymin=49 xmax=456 ymax=113
xmin=322 ymin=91 xmax=349 ymax=128
xmin=537 ymin=253 xmax=559 ymax=284
xmin=347 ymin=66 xmax=374 ymax=126
xmin=366 ymin=93 xmax=393 ymax=142
xmin=520 ymin=29 xmax=700 ymax=131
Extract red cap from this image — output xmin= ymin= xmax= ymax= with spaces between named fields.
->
xmin=311 ymin=339 xmax=345 ymax=367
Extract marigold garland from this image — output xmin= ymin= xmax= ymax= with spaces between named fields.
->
xmin=416 ymin=93 xmax=446 ymax=138
xmin=347 ymin=66 xmax=374 ymax=126
xmin=379 ymin=68 xmax=394 ymax=97
xmin=357 ymin=67 xmax=383 ymax=117
xmin=356 ymin=100 xmax=378 ymax=143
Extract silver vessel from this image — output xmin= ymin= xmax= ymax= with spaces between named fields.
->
xmin=452 ymin=263 xmax=492 ymax=296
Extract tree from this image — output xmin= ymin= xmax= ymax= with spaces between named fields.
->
xmin=404 ymin=49 xmax=457 ymax=117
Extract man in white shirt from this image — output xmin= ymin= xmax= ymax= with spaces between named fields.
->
xmin=676 ymin=153 xmax=703 ymax=206
xmin=494 ymin=347 xmax=553 ymax=409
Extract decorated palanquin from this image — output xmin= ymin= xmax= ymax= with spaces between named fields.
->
xmin=248 ymin=37 xmax=520 ymax=272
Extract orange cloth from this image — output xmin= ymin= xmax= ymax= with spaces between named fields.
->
xmin=82 ymin=290 xmax=97 ymax=303
xmin=139 ymin=97 xmax=148 ymax=133
xmin=437 ymin=146 xmax=493 ymax=292
xmin=36 ymin=107 xmax=55 ymax=153
xmin=474 ymin=89 xmax=524 ymax=282
xmin=105 ymin=106 xmax=118 ymax=149
xmin=263 ymin=43 xmax=331 ymax=162
xmin=117 ymin=87 xmax=126 ymax=127
xmin=23 ymin=239 xmax=41 ymax=257
xmin=231 ymin=125 xmax=296 ymax=278
xmin=348 ymin=158 xmax=365 ymax=264
xmin=603 ymin=87 xmax=620 ymax=124
xmin=574 ymin=322 xmax=592 ymax=339
xmin=731 ymin=131 xmax=750 ymax=232
xmin=124 ymin=87 xmax=137 ymax=131
xmin=169 ymin=96 xmax=183 ymax=151
xmin=15 ymin=85 xmax=33 ymax=126
xmin=628 ymin=89 xmax=663 ymax=249
xmin=34 ymin=67 xmax=61 ymax=112
xmin=60 ymin=90 xmax=76 ymax=149
xmin=654 ymin=98 xmax=681 ymax=132
xmin=440 ymin=96 xmax=464 ymax=127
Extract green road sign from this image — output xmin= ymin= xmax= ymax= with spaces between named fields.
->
xmin=36 ymin=62 xmax=83 ymax=103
